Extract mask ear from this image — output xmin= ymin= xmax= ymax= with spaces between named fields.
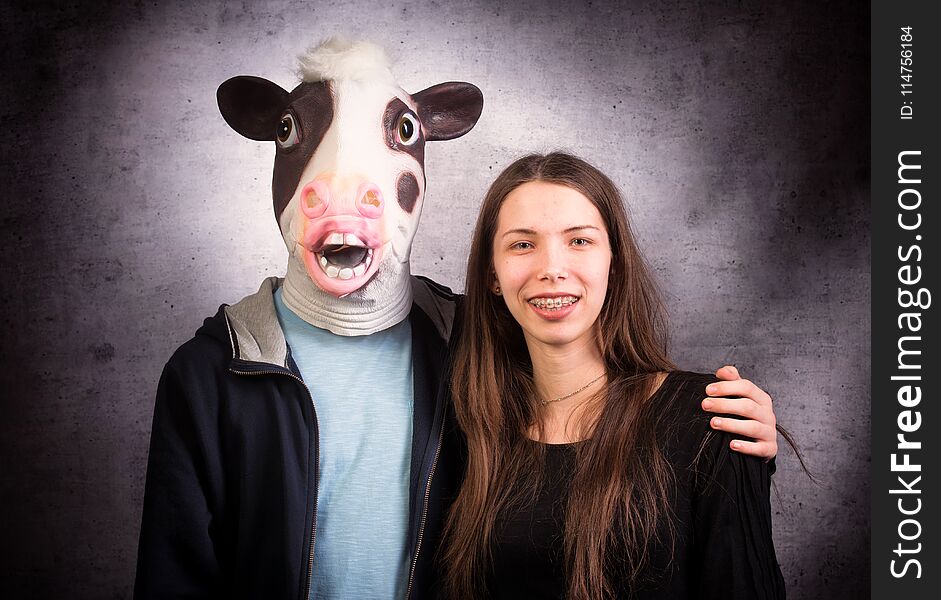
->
xmin=412 ymin=82 xmax=484 ymax=141
xmin=217 ymin=76 xmax=290 ymax=141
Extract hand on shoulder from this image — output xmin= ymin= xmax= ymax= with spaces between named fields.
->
xmin=700 ymin=366 xmax=778 ymax=461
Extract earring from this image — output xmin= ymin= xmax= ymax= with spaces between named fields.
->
xmin=494 ymin=285 xmax=502 ymax=295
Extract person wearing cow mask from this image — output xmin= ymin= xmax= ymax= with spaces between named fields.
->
xmin=135 ymin=39 xmax=780 ymax=599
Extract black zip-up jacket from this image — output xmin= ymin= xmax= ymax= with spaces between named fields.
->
xmin=134 ymin=276 xmax=464 ymax=599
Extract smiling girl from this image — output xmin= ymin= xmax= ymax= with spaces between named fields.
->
xmin=441 ymin=153 xmax=786 ymax=599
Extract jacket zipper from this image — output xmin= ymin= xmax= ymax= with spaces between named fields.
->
xmin=404 ymin=412 xmax=445 ymax=600
xmin=230 ymin=366 xmax=320 ymax=600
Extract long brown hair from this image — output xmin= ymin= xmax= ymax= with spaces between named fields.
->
xmin=442 ymin=152 xmax=677 ymax=598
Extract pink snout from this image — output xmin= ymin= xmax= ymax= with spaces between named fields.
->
xmin=299 ymin=178 xmax=385 ymax=220
xmin=355 ymin=183 xmax=384 ymax=219
xmin=300 ymin=180 xmax=330 ymax=219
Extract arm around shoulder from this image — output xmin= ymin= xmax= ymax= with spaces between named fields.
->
xmin=692 ymin=429 xmax=786 ymax=599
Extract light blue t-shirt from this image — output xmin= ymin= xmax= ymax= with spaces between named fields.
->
xmin=274 ymin=288 xmax=414 ymax=599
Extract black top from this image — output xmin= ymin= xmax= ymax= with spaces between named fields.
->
xmin=487 ymin=371 xmax=786 ymax=599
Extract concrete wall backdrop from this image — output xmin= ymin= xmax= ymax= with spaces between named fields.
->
xmin=0 ymin=1 xmax=869 ymax=597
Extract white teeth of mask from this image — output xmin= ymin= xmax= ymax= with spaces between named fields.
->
xmin=325 ymin=232 xmax=344 ymax=246
xmin=345 ymin=233 xmax=366 ymax=247
xmin=318 ymin=244 xmax=374 ymax=279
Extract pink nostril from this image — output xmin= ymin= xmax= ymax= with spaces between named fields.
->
xmin=356 ymin=184 xmax=384 ymax=218
xmin=300 ymin=180 xmax=330 ymax=219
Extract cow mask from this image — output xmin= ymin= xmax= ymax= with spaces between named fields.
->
xmin=217 ymin=39 xmax=483 ymax=335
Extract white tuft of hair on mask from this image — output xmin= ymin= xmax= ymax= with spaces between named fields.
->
xmin=297 ymin=37 xmax=395 ymax=84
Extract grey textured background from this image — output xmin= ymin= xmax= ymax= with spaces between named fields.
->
xmin=0 ymin=0 xmax=869 ymax=597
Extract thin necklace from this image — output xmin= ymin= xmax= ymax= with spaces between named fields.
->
xmin=540 ymin=372 xmax=607 ymax=406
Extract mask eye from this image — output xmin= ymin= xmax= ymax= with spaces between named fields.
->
xmin=277 ymin=113 xmax=300 ymax=149
xmin=396 ymin=112 xmax=420 ymax=146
